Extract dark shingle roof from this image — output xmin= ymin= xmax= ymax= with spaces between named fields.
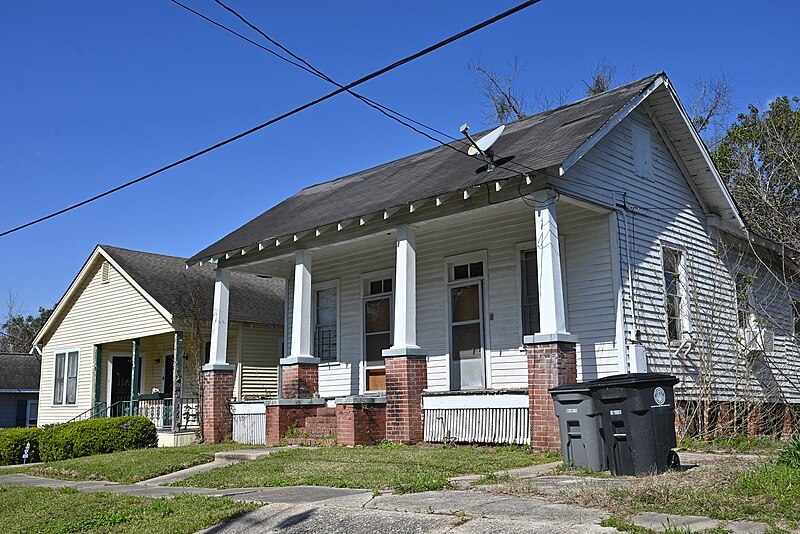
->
xmin=189 ymin=73 xmax=662 ymax=263
xmin=0 ymin=353 xmax=40 ymax=390
xmin=101 ymin=246 xmax=284 ymax=325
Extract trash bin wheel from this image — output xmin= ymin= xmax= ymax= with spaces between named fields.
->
xmin=667 ymin=450 xmax=680 ymax=470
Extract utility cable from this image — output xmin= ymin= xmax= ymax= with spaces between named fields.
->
xmin=0 ymin=0 xmax=541 ymax=237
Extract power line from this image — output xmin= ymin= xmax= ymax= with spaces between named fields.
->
xmin=169 ymin=0 xmax=464 ymax=145
xmin=171 ymin=0 xmax=552 ymax=181
xmin=1 ymin=0 xmax=541 ymax=237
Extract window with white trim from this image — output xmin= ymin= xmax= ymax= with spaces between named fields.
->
xmin=793 ymin=299 xmax=800 ymax=338
xmin=54 ymin=350 xmax=79 ymax=405
xmin=314 ymin=285 xmax=338 ymax=362
xmin=364 ymin=277 xmax=392 ymax=391
xmin=662 ymin=248 xmax=685 ymax=341
xmin=520 ymin=249 xmax=540 ymax=337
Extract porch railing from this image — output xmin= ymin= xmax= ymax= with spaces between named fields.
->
xmin=67 ymin=398 xmax=200 ymax=430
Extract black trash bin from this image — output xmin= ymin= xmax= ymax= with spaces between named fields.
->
xmin=549 ymin=383 xmax=606 ymax=472
xmin=590 ymin=373 xmax=680 ymax=476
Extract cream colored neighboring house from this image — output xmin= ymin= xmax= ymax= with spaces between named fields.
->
xmin=33 ymin=245 xmax=284 ymax=445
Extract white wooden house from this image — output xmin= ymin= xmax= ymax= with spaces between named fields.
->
xmin=190 ymin=73 xmax=800 ymax=447
xmin=33 ymin=245 xmax=284 ymax=446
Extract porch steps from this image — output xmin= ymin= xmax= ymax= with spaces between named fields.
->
xmin=282 ymin=407 xmax=338 ymax=446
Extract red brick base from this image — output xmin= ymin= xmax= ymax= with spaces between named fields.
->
xmin=201 ymin=369 xmax=234 ymax=444
xmin=336 ymin=400 xmax=387 ymax=446
xmin=281 ymin=363 xmax=319 ymax=399
xmin=385 ymin=354 xmax=427 ymax=444
xmin=527 ymin=341 xmax=577 ymax=452
xmin=265 ymin=402 xmax=325 ymax=445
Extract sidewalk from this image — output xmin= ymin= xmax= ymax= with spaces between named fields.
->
xmin=0 ymin=449 xmax=779 ymax=533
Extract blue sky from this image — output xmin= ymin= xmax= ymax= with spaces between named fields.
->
xmin=1 ymin=0 xmax=798 ymax=317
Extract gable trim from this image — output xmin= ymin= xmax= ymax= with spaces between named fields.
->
xmin=560 ymin=75 xmax=666 ymax=176
xmin=33 ymin=246 xmax=174 ymax=345
xmin=660 ymin=79 xmax=745 ymax=228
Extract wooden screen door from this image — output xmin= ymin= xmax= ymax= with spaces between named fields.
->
xmin=449 ymin=280 xmax=485 ymax=390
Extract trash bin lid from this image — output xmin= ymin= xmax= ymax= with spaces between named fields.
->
xmin=588 ymin=372 xmax=678 ymax=388
xmin=549 ymin=382 xmax=592 ymax=394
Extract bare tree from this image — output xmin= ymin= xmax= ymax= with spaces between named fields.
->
xmin=1 ymin=290 xmax=52 ymax=355
xmin=172 ymin=276 xmax=210 ymax=440
xmin=584 ymin=57 xmax=617 ymax=96
xmin=467 ymin=54 xmax=530 ymax=123
xmin=689 ymin=72 xmax=734 ymax=146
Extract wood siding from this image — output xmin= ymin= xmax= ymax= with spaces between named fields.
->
xmin=39 ymin=258 xmax=174 ymax=424
xmin=286 ymin=199 xmax=617 ymax=397
xmin=558 ymin=109 xmax=800 ymax=403
xmin=238 ymin=324 xmax=282 ymax=399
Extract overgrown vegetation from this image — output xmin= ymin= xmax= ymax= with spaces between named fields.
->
xmin=0 ymin=485 xmax=257 ymax=534
xmin=565 ymin=453 xmax=800 ymax=530
xmin=678 ymin=434 xmax=782 ymax=454
xmin=175 ymin=444 xmax=558 ymax=494
xmin=7 ymin=444 xmax=254 ymax=484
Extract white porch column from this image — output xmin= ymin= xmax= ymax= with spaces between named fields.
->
xmin=384 ymin=225 xmax=425 ymax=356
xmin=288 ymin=249 xmax=316 ymax=360
xmin=203 ymin=268 xmax=233 ymax=370
xmin=534 ymin=189 xmax=570 ymax=336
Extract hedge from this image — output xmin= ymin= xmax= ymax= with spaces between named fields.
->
xmin=39 ymin=416 xmax=158 ymax=462
xmin=0 ymin=427 xmax=43 ymax=465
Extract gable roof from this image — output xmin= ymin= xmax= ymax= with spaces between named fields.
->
xmin=35 ymin=245 xmax=284 ymax=345
xmin=0 ymin=353 xmax=40 ymax=391
xmin=190 ymin=72 xmax=743 ymax=264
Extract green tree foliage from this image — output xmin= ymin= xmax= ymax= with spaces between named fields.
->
xmin=713 ymin=96 xmax=800 ymax=251
xmin=0 ymin=306 xmax=53 ymax=353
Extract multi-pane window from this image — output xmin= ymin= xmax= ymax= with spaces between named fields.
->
xmin=520 ymin=250 xmax=540 ymax=337
xmin=314 ymin=286 xmax=338 ymax=361
xmin=364 ymin=278 xmax=392 ymax=391
xmin=735 ymin=273 xmax=753 ymax=330
xmin=53 ymin=350 xmax=79 ymax=405
xmin=663 ymin=248 xmax=682 ymax=340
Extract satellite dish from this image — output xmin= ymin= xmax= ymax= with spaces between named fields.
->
xmin=467 ymin=125 xmax=505 ymax=156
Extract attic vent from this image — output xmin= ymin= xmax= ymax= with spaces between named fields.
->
xmin=101 ymin=261 xmax=110 ymax=284
xmin=632 ymin=123 xmax=653 ymax=180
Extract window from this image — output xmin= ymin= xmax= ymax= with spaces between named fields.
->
xmin=53 ymin=350 xmax=79 ymax=405
xmin=520 ymin=250 xmax=540 ymax=337
xmin=662 ymin=248 xmax=683 ymax=340
xmin=792 ymin=299 xmax=799 ymax=337
xmin=364 ymin=278 xmax=392 ymax=391
xmin=735 ymin=273 xmax=754 ymax=331
xmin=314 ymin=285 xmax=338 ymax=361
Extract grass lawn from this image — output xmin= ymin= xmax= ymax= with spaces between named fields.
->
xmin=677 ymin=434 xmax=783 ymax=454
xmin=5 ymin=443 xmax=258 ymax=484
xmin=0 ymin=485 xmax=257 ymax=534
xmin=174 ymin=443 xmax=558 ymax=493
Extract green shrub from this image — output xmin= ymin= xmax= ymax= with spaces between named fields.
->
xmin=40 ymin=416 xmax=157 ymax=462
xmin=0 ymin=427 xmax=43 ymax=465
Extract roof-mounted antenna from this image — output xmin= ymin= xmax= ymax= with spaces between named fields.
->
xmin=459 ymin=123 xmax=505 ymax=171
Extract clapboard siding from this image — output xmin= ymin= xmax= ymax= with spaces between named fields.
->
xmin=239 ymin=324 xmax=282 ymax=399
xmin=560 ymin=108 xmax=800 ymax=402
xmin=39 ymin=258 xmax=175 ymax=424
xmin=283 ymin=197 xmax=617 ymax=396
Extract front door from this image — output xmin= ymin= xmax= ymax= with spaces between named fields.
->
xmin=110 ymin=356 xmax=132 ymax=408
xmin=163 ymin=354 xmax=174 ymax=397
xmin=449 ymin=280 xmax=485 ymax=390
